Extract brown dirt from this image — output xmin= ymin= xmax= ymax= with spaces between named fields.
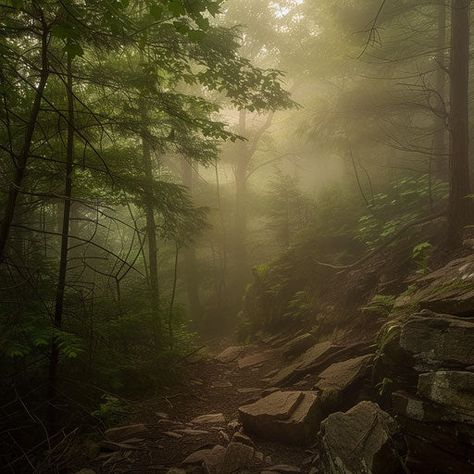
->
xmin=90 ymin=339 xmax=313 ymax=474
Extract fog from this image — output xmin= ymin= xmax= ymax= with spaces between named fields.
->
xmin=1 ymin=1 xmax=473 ymax=472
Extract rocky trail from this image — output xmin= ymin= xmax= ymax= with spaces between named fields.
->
xmin=88 ymin=338 xmax=320 ymax=473
xmin=80 ymin=253 xmax=474 ymax=474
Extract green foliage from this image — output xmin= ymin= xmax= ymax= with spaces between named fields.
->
xmin=283 ymin=290 xmax=313 ymax=321
xmin=266 ymin=172 xmax=316 ymax=249
xmin=376 ymin=377 xmax=394 ymax=398
xmin=412 ymin=242 xmax=433 ymax=274
xmin=92 ymin=395 xmax=127 ymax=427
xmin=356 ymin=175 xmax=448 ymax=249
xmin=362 ymin=294 xmax=396 ymax=317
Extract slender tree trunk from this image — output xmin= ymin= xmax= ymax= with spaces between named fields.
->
xmin=0 ymin=24 xmax=49 ymax=262
xmin=214 ymin=160 xmax=227 ymax=312
xmin=180 ymin=159 xmax=202 ymax=321
xmin=448 ymin=0 xmax=473 ymax=244
xmin=234 ymin=110 xmax=250 ymax=266
xmin=434 ymin=0 xmax=448 ymax=177
xmin=168 ymin=243 xmax=179 ymax=349
xmin=47 ymin=53 xmax=74 ymax=434
xmin=141 ymin=120 xmax=161 ymax=345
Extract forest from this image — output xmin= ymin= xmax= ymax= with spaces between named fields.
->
xmin=1 ymin=0 xmax=473 ymax=473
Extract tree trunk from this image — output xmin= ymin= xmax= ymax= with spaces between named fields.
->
xmin=180 ymin=159 xmax=202 ymax=321
xmin=434 ymin=0 xmax=448 ymax=177
xmin=448 ymin=0 xmax=473 ymax=244
xmin=0 ymin=24 xmax=49 ymax=262
xmin=141 ymin=123 xmax=161 ymax=345
xmin=168 ymin=243 xmax=179 ymax=349
xmin=47 ymin=53 xmax=74 ymax=434
xmin=234 ymin=110 xmax=250 ymax=267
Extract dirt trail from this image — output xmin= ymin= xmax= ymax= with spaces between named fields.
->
xmin=91 ymin=339 xmax=312 ymax=473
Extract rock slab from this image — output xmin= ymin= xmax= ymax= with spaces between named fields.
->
xmin=319 ymin=401 xmax=404 ymax=474
xmin=239 ymin=391 xmax=320 ymax=445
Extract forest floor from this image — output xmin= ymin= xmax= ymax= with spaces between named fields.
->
xmin=90 ymin=339 xmax=312 ymax=473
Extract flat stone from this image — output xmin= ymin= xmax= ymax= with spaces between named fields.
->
xmin=239 ymin=391 xmax=320 ymax=445
xmin=105 ymin=424 xmax=148 ymax=442
xmin=176 ymin=429 xmax=210 ymax=436
xmin=281 ymin=333 xmax=316 ymax=359
xmin=319 ymin=401 xmax=404 ymax=474
xmin=314 ymin=354 xmax=373 ymax=406
xmin=240 ymin=391 xmax=304 ymax=422
xmin=163 ymin=431 xmax=183 ymax=439
xmin=238 ymin=350 xmax=276 ymax=369
xmin=266 ymin=342 xmax=340 ymax=387
xmin=216 ymin=346 xmax=245 ymax=363
xmin=264 ymin=465 xmax=301 ymax=473
xmin=417 ymin=370 xmax=474 ymax=414
xmin=182 ymin=448 xmax=212 ymax=465
xmin=399 ymin=313 xmax=474 ymax=368
xmin=192 ymin=413 xmax=226 ymax=425
xmin=237 ymin=387 xmax=261 ymax=394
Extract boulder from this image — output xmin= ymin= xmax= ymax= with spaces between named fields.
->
xmin=239 ymin=391 xmax=320 ymax=445
xmin=314 ymin=354 xmax=373 ymax=407
xmin=216 ymin=346 xmax=245 ymax=363
xmin=319 ymin=401 xmax=404 ymax=474
xmin=399 ymin=313 xmax=474 ymax=369
xmin=417 ymin=370 xmax=474 ymax=414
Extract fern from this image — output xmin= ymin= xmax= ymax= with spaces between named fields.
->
xmin=363 ymin=294 xmax=396 ymax=317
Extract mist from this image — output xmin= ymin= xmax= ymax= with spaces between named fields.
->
xmin=1 ymin=1 xmax=473 ymax=473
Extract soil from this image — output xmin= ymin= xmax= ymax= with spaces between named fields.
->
xmin=90 ymin=339 xmax=313 ymax=474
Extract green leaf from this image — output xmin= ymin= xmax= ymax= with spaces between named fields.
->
xmin=150 ymin=4 xmax=164 ymax=19
xmin=64 ymin=41 xmax=84 ymax=59
xmin=51 ymin=24 xmax=72 ymax=40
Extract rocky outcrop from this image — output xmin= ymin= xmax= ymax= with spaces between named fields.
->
xmin=376 ymin=309 xmax=474 ymax=473
xmin=238 ymin=390 xmax=320 ymax=444
xmin=400 ymin=312 xmax=474 ymax=368
xmin=319 ymin=401 xmax=404 ymax=474
xmin=394 ymin=254 xmax=474 ymax=316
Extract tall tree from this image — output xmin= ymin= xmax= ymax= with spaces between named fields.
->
xmin=448 ymin=0 xmax=473 ymax=243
